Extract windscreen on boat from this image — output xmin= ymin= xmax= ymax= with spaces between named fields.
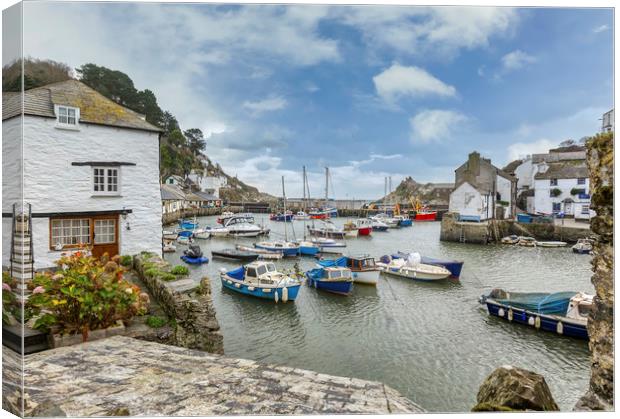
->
xmin=317 ymin=257 xmax=347 ymax=268
xmin=495 ymin=291 xmax=577 ymax=315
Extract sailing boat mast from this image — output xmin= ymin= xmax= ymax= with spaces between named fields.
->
xmin=324 ymin=167 xmax=329 ymax=208
xmin=302 ymin=166 xmax=307 ymax=211
xmin=282 ymin=176 xmax=288 ymax=241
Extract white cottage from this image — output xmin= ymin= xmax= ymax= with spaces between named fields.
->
xmin=2 ymin=80 xmax=163 ymax=270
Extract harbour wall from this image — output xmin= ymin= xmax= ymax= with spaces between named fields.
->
xmin=440 ymin=212 xmax=591 ymax=244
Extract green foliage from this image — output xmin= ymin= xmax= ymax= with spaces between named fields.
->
xmin=550 ymin=188 xmax=562 ymax=197
xmin=171 ymin=265 xmax=189 ymax=276
xmin=27 ymin=250 xmax=149 ymax=338
xmin=145 ymin=315 xmax=167 ymax=328
xmin=570 ymin=188 xmax=586 ymax=196
xmin=160 ymin=272 xmax=177 ymax=282
xmin=3 ymin=57 xmax=72 ymax=92
xmin=144 ymin=268 xmax=160 ymax=278
xmin=497 ymin=200 xmax=509 ymax=206
xmin=119 ymin=255 xmax=133 ymax=267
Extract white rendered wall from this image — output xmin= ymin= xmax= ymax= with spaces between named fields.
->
xmin=449 ymin=183 xmax=488 ymax=220
xmin=514 ymin=158 xmax=533 ymax=190
xmin=2 ymin=117 xmax=23 ymax=268
xmin=21 ymin=116 xmax=162 ymax=269
xmin=533 ymin=177 xmax=591 ymax=216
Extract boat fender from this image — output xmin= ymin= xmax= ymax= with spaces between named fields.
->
xmin=507 ymin=309 xmax=513 ymax=322
xmin=274 ymin=290 xmax=279 ymax=303
xmin=528 ymin=316 xmax=535 ymax=326
xmin=263 ymin=288 xmax=271 ymax=293
xmin=498 ymin=308 xmax=505 ymax=317
xmin=314 ymin=279 xmax=318 ymax=289
xmin=248 ymin=286 xmax=255 ymax=291
xmin=227 ymin=280 xmax=233 ymax=285
xmin=234 ymin=283 xmax=241 ymax=288
xmin=282 ymin=286 xmax=288 ymax=303
xmin=535 ymin=316 xmax=541 ymax=329
xmin=557 ymin=321 xmax=563 ymax=335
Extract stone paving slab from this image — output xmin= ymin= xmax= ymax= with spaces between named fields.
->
xmin=3 ymin=336 xmax=423 ymax=416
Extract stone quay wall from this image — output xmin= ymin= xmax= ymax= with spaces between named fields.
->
xmin=576 ymin=132 xmax=614 ymax=411
xmin=162 ymin=207 xmax=222 ymax=226
xmin=133 ymin=253 xmax=224 ymax=354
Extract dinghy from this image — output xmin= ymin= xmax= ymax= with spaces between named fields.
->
xmin=162 ymin=241 xmax=177 ymax=253
xmin=536 ymin=241 xmax=567 ymax=248
xmin=377 ymin=253 xmax=451 ymax=281
xmin=219 ymin=261 xmax=301 ymax=302
xmin=572 ymin=238 xmax=594 ymax=254
xmin=193 ymin=229 xmax=211 ymax=239
xmin=212 ymin=248 xmax=259 ymax=262
xmin=180 ymin=244 xmax=209 ymax=264
xmin=501 ymin=235 xmax=519 ymax=244
xmin=305 ymin=266 xmax=354 ymax=295
xmin=480 ymin=288 xmax=592 ymax=340
xmin=163 ymin=230 xmax=178 ymax=240
xmin=390 ymin=252 xmax=464 ymax=278
xmin=516 ymin=236 xmax=537 ymax=247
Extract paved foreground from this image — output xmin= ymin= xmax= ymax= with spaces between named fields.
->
xmin=3 ymin=336 xmax=422 ymax=416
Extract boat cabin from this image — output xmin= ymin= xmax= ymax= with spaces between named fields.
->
xmin=225 ymin=214 xmax=255 ymax=226
xmin=323 ymin=267 xmax=352 ymax=281
xmin=565 ymin=293 xmax=593 ymax=323
xmin=347 ymin=256 xmax=377 ymax=272
xmin=244 ymin=261 xmax=278 ymax=285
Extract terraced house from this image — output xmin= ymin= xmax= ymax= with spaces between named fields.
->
xmin=2 ymin=79 xmax=163 ymax=274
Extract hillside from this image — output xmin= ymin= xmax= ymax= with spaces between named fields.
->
xmin=380 ymin=176 xmax=454 ymax=206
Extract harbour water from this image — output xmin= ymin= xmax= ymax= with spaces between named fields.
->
xmin=163 ymin=215 xmax=594 ymax=412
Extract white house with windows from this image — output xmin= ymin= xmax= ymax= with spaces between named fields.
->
xmin=2 ymin=79 xmax=163 ymax=270
xmin=533 ymin=161 xmax=594 ymax=220
xmin=188 ymin=169 xmax=227 ymax=199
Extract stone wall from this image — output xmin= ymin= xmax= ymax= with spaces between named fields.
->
xmin=162 ymin=207 xmax=223 ymax=226
xmin=133 ymin=253 xmax=224 ymax=354
xmin=575 ymin=131 xmax=614 ymax=410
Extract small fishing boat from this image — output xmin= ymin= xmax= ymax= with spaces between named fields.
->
xmin=318 ymin=255 xmax=380 ymax=285
xmin=180 ymin=244 xmax=209 ymax=264
xmin=294 ymin=211 xmax=311 ymax=220
xmin=370 ymin=213 xmax=400 ymax=228
xmin=516 ymin=236 xmax=537 ymax=247
xmin=348 ymin=218 xmax=373 ymax=236
xmin=192 ymin=229 xmax=211 ymax=240
xmin=305 ymin=266 xmax=354 ymax=295
xmin=343 ymin=222 xmax=360 ymax=238
xmin=295 ymin=240 xmax=320 ymax=256
xmin=377 ymin=253 xmax=451 ymax=281
xmin=501 ymin=235 xmax=519 ymax=244
xmin=178 ymin=218 xmax=199 ymax=230
xmin=270 ymin=211 xmax=294 ymax=222
xmin=536 ymin=241 xmax=568 ymax=248
xmin=176 ymin=235 xmax=191 ymax=245
xmin=162 ymin=241 xmax=177 ymax=253
xmin=370 ymin=219 xmax=389 ymax=231
xmin=163 ymin=230 xmax=178 ymax=240
xmin=309 ymin=207 xmax=338 ymax=219
xmin=203 ymin=225 xmax=229 ymax=237
xmin=254 ymin=241 xmax=300 ymax=257
xmin=219 ymin=261 xmax=301 ymax=302
xmin=217 ymin=211 xmax=235 ymax=224
xmin=572 ymin=238 xmax=594 ymax=254
xmin=389 ymin=252 xmax=464 ymax=278
xmin=394 ymin=215 xmax=413 ymax=227
xmin=480 ymin=288 xmax=592 ymax=340
xmin=307 ymin=220 xmax=347 ymax=239
xmin=311 ymin=237 xmax=346 ymax=254
xmin=212 ymin=248 xmax=259 ymax=262
xmin=414 ymin=209 xmax=437 ymax=221
xmin=236 ymin=245 xmax=283 ymax=260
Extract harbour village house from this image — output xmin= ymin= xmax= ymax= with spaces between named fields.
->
xmin=2 ymin=79 xmax=163 ymax=273
xmin=448 ymin=151 xmax=517 ymax=221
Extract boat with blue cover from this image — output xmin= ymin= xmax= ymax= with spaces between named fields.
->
xmin=480 ymin=288 xmax=592 ymax=340
xmin=180 ymin=244 xmax=209 ymax=265
xmin=390 ymin=252 xmax=464 ymax=278
xmin=178 ymin=218 xmax=199 ymax=230
xmin=317 ymin=255 xmax=380 ymax=285
xmin=305 ymin=266 xmax=354 ymax=295
xmin=296 ymin=240 xmax=320 ymax=256
xmin=219 ymin=261 xmax=301 ymax=302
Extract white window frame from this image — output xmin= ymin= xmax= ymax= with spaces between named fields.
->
xmin=54 ymin=105 xmax=80 ymax=129
xmin=93 ymin=166 xmax=121 ymax=196
xmin=581 ymin=205 xmax=590 ymax=215
xmin=50 ymin=218 xmax=91 ymax=249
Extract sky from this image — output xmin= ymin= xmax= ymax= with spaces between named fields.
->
xmin=9 ymin=2 xmax=614 ymax=199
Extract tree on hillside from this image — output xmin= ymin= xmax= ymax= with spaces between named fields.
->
xmin=184 ymin=128 xmax=206 ymax=155
xmin=2 ymin=57 xmax=72 ymax=91
xmin=161 ymin=111 xmax=180 ymax=134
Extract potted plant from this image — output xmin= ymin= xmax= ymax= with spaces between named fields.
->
xmin=550 ymin=188 xmax=562 ymax=197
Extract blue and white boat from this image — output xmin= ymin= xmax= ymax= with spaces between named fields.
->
xmin=178 ymin=218 xmax=199 ymax=230
xmin=305 ymin=266 xmax=354 ymax=295
xmin=317 ymin=255 xmax=380 ymax=285
xmin=254 ymin=240 xmax=299 ymax=257
xmin=296 ymin=240 xmax=320 ymax=256
xmin=480 ymin=289 xmax=592 ymax=340
xmin=391 ymin=251 xmax=464 ymax=278
xmin=270 ymin=212 xmax=294 ymax=222
xmin=394 ymin=215 xmax=413 ymax=227
xmin=219 ymin=261 xmax=301 ymax=303
xmin=370 ymin=219 xmax=389 ymax=231
xmin=180 ymin=244 xmax=209 ymax=264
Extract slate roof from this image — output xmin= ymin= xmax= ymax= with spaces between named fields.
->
xmin=193 ymin=191 xmax=220 ymax=201
xmin=2 ymin=79 xmax=162 ymax=133
xmin=534 ymin=162 xmax=589 ymax=180
xmin=161 ymin=184 xmax=186 ymax=201
xmin=502 ymin=159 xmax=523 ymax=174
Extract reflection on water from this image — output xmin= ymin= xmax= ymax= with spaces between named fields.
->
xmin=164 ymin=215 xmax=593 ymax=412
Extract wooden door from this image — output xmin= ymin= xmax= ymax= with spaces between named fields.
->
xmin=91 ymin=216 xmax=119 ymax=259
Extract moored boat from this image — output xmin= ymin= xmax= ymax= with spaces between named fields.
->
xmin=342 ymin=221 xmax=360 ymax=238
xmin=370 ymin=219 xmax=389 ymax=231
xmin=572 ymin=238 xmax=594 ymax=254
xmin=480 ymin=288 xmax=592 ymax=340
xmin=203 ymin=225 xmax=229 ymax=237
xmin=254 ymin=241 xmax=300 ymax=257
xmin=308 ymin=220 xmax=347 ymax=239
xmin=176 ymin=235 xmax=191 ymax=245
xmin=220 ymin=261 xmax=301 ymax=302
xmin=310 ymin=237 xmax=347 ymax=254
xmin=192 ymin=228 xmax=211 ymax=239
xmin=501 ymin=235 xmax=519 ymax=244
xmin=389 ymin=252 xmax=464 ymax=278
xmin=217 ymin=211 xmax=235 ymax=224
xmin=305 ymin=266 xmax=354 ymax=295
xmin=536 ymin=241 xmax=568 ymax=248
xmin=270 ymin=211 xmax=294 ymax=222
xmin=377 ymin=253 xmax=451 ymax=281
xmin=318 ymin=255 xmax=380 ymax=285
xmin=180 ymin=244 xmax=209 ymax=264
xmin=353 ymin=218 xmax=373 ymax=236
xmin=211 ymin=248 xmax=259 ymax=262
xmin=178 ymin=218 xmax=199 ymax=230
xmin=394 ymin=215 xmax=413 ymax=227
xmin=236 ymin=244 xmax=283 ymax=260
xmin=162 ymin=241 xmax=177 ymax=253
xmin=224 ymin=214 xmax=262 ymax=237
xmin=516 ymin=236 xmax=537 ymax=247
xmin=294 ymin=211 xmax=311 ymax=220
xmin=163 ymin=230 xmax=178 ymax=240
xmin=295 ymin=240 xmax=320 ymax=256
xmin=414 ymin=210 xmax=437 ymax=221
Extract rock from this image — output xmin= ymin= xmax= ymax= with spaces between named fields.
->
xmin=30 ymin=401 xmax=67 ymax=417
xmin=472 ymin=365 xmax=559 ymax=411
xmin=107 ymin=406 xmax=130 ymax=416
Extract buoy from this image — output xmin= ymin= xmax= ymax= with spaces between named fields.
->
xmin=535 ymin=316 xmax=541 ymax=329
xmin=557 ymin=321 xmax=563 ymax=335
xmin=234 ymin=283 xmax=240 ymax=288
xmin=498 ymin=308 xmax=505 ymax=317
xmin=528 ymin=316 xmax=535 ymax=326
xmin=248 ymin=286 xmax=255 ymax=291
xmin=508 ymin=309 xmax=513 ymax=321
xmin=274 ymin=290 xmax=279 ymax=303
xmin=227 ymin=280 xmax=232 ymax=285
xmin=282 ymin=286 xmax=289 ymax=303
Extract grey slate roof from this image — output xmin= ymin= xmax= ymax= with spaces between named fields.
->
xmin=193 ymin=191 xmax=220 ymax=201
xmin=2 ymin=79 xmax=162 ymax=133
xmin=161 ymin=184 xmax=186 ymax=201
xmin=534 ymin=162 xmax=589 ymax=180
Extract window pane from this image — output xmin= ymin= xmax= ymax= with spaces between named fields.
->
xmin=51 ymin=218 xmax=90 ymax=247
xmin=94 ymin=220 xmax=115 ymax=244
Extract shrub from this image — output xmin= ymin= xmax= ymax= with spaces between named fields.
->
xmin=171 ymin=265 xmax=189 ymax=276
xmin=497 ymin=200 xmax=509 ymax=206
xmin=160 ymin=272 xmax=177 ymax=282
xmin=144 ymin=267 xmax=160 ymax=278
xmin=146 ymin=315 xmax=167 ymax=328
xmin=28 ymin=249 xmax=149 ymax=340
xmin=119 ymin=255 xmax=133 ymax=267
xmin=550 ymin=188 xmax=562 ymax=197
xmin=571 ymin=188 xmax=586 ymax=196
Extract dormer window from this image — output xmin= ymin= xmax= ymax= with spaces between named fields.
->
xmin=55 ymin=105 xmax=80 ymax=128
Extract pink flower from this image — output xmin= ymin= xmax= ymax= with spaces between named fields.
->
xmin=2 ymin=283 xmax=11 ymax=292
xmin=32 ymin=286 xmax=45 ymax=294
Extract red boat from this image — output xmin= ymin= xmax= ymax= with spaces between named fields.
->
xmin=354 ymin=218 xmax=373 ymax=236
xmin=414 ymin=210 xmax=437 ymax=221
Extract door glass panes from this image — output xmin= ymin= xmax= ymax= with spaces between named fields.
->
xmin=94 ymin=219 xmax=116 ymax=244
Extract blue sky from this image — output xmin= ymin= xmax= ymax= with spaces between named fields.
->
xmin=18 ymin=3 xmax=613 ymax=198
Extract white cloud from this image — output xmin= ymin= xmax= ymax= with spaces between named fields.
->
xmin=593 ymin=24 xmax=610 ymax=33
xmin=373 ymin=64 xmax=456 ymax=103
xmin=507 ymin=139 xmax=556 ymax=161
xmin=242 ymin=96 xmax=288 ymax=116
xmin=409 ymin=109 xmax=468 ymax=143
xmin=501 ymin=49 xmax=537 ymax=71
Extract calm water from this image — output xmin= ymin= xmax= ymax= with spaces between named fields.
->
xmin=164 ymin=215 xmax=593 ymax=412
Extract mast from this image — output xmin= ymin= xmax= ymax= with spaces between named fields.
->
xmin=324 ymin=167 xmax=329 ymax=208
xmin=282 ymin=176 xmax=288 ymax=241
xmin=302 ymin=166 xmax=307 ymax=211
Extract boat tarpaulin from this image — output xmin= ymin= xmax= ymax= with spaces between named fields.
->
xmin=317 ymin=257 xmax=347 ymax=268
xmin=226 ymin=267 xmax=245 ymax=280
xmin=496 ymin=291 xmax=577 ymax=315
xmin=306 ymin=268 xmax=326 ymax=280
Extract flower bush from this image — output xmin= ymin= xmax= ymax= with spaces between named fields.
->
xmin=28 ymin=249 xmax=149 ymax=340
xmin=2 ymin=272 xmax=18 ymax=325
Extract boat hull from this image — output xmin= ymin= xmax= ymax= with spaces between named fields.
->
xmin=399 ymin=219 xmax=413 ymax=227
xmin=299 ymin=245 xmax=320 ymax=256
xmin=414 ymin=212 xmax=437 ymax=221
xmin=351 ymin=269 xmax=380 ymax=285
xmin=357 ymin=227 xmax=372 ymax=236
xmin=211 ymin=250 xmax=259 ymax=261
xmin=228 ymin=230 xmax=262 ymax=238
xmin=180 ymin=255 xmax=209 ymax=265
xmin=572 ymin=247 xmax=592 ymax=254
xmin=254 ymin=244 xmax=299 ymax=257
xmin=420 ymin=256 xmax=464 ymax=278
xmin=220 ymin=276 xmax=300 ymax=302
xmin=308 ymin=228 xmax=346 ymax=239
xmin=382 ymin=267 xmax=449 ymax=281
xmin=484 ymin=300 xmax=588 ymax=340
xmin=270 ymin=214 xmax=294 ymax=222
xmin=306 ymin=275 xmax=353 ymax=295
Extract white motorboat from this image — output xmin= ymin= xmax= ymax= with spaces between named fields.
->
xmin=204 ymin=225 xmax=229 ymax=237
xmin=307 ymin=220 xmax=347 ymax=239
xmin=370 ymin=213 xmax=400 ymax=228
xmin=311 ymin=237 xmax=346 ymax=254
xmin=536 ymin=241 xmax=568 ymax=248
xmin=370 ymin=219 xmax=389 ymax=231
xmin=572 ymin=238 xmax=594 ymax=254
xmin=236 ymin=244 xmax=283 ymax=260
xmin=342 ymin=222 xmax=360 ymax=238
xmin=217 ymin=211 xmax=235 ymax=224
xmin=163 ymin=230 xmax=178 ymax=240
xmin=254 ymin=240 xmax=300 ymax=257
xmin=294 ymin=211 xmax=311 ymax=220
xmin=377 ymin=253 xmax=451 ymax=281
xmin=193 ymin=229 xmax=211 ymax=239
xmin=224 ymin=214 xmax=262 ymax=237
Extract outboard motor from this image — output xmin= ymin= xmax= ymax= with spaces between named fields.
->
xmin=184 ymin=244 xmax=203 ymax=259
